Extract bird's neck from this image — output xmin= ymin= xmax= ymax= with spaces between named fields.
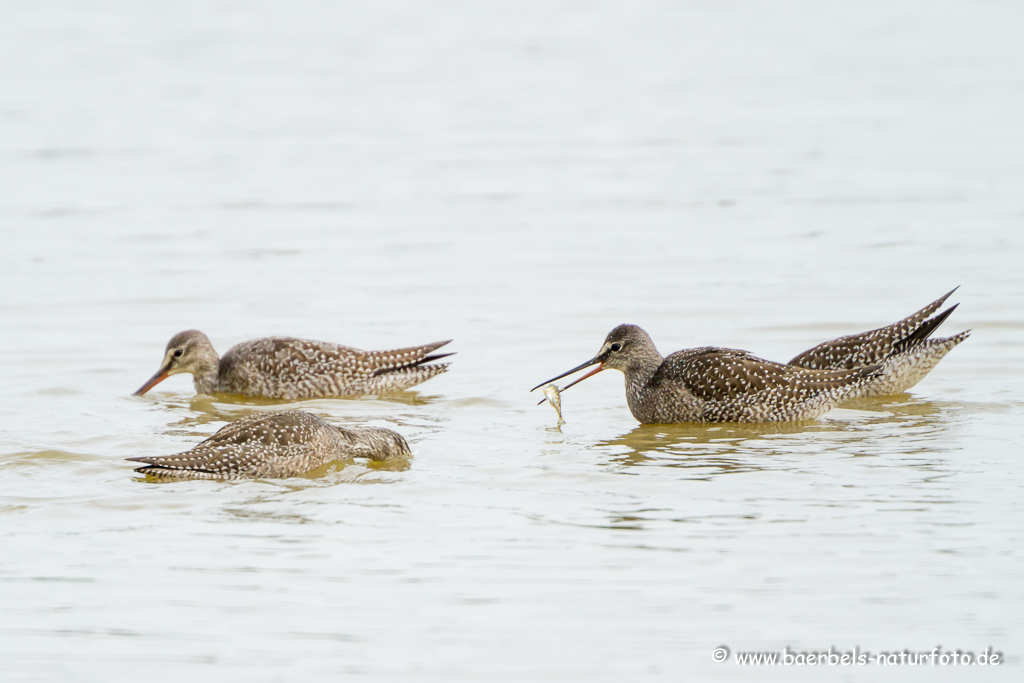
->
xmin=621 ymin=349 xmax=663 ymax=404
xmin=191 ymin=354 xmax=221 ymax=395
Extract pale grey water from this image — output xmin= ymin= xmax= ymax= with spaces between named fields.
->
xmin=1 ymin=1 xmax=1022 ymax=681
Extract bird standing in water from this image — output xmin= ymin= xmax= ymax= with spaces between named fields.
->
xmin=134 ymin=330 xmax=453 ymax=399
xmin=128 ymin=410 xmax=410 ymax=479
xmin=532 ymin=324 xmax=882 ymax=424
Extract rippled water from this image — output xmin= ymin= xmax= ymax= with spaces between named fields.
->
xmin=2 ymin=1 xmax=1022 ymax=680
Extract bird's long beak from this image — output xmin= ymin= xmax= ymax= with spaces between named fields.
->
xmin=530 ymin=357 xmax=605 ymax=393
xmin=134 ymin=363 xmax=172 ymax=396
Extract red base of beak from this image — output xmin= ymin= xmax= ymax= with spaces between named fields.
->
xmin=560 ymin=363 xmax=605 ymax=391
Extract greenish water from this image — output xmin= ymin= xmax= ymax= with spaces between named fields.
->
xmin=1 ymin=1 xmax=1022 ymax=681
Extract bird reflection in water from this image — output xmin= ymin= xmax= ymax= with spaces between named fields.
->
xmin=590 ymin=396 xmax=960 ymax=475
xmin=132 ymin=393 xmax=436 ymax=435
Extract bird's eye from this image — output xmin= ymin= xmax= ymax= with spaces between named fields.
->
xmin=610 ymin=342 xmax=622 ymax=352
xmin=173 ymin=349 xmax=184 ymax=358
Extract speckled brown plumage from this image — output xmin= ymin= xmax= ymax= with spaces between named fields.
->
xmin=532 ymin=325 xmax=881 ymax=424
xmin=134 ymin=330 xmax=453 ymax=399
xmin=788 ymin=289 xmax=969 ymax=398
xmin=128 ymin=410 xmax=411 ymax=479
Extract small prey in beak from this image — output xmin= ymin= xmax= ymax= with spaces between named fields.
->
xmin=538 ymin=384 xmax=566 ymax=424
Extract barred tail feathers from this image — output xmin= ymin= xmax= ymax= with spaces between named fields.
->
xmin=362 ymin=340 xmax=453 ymax=376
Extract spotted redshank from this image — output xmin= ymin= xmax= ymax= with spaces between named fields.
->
xmin=531 ymin=325 xmax=882 ymax=423
xmin=788 ymin=288 xmax=969 ymax=398
xmin=134 ymin=330 xmax=453 ymax=399
xmin=128 ymin=410 xmax=410 ymax=479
